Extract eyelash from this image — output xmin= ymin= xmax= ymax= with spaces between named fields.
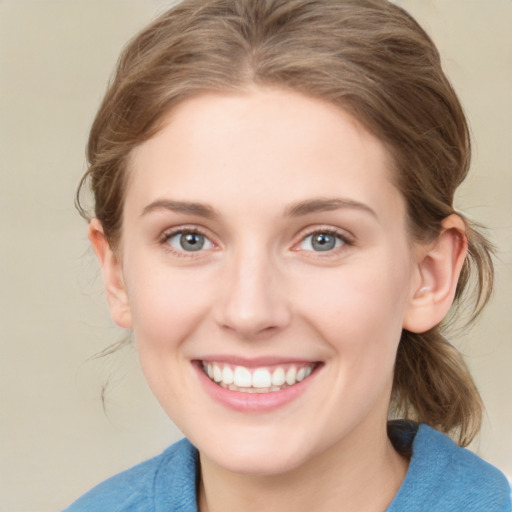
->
xmin=159 ymin=226 xmax=354 ymax=258
xmin=294 ymin=227 xmax=354 ymax=257
xmin=160 ymin=226 xmax=216 ymax=258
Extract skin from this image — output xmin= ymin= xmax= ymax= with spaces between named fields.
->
xmin=90 ymin=87 xmax=467 ymax=512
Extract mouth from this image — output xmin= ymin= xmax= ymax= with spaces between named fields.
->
xmin=200 ymin=361 xmax=318 ymax=394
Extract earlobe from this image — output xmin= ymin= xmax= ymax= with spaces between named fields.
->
xmin=403 ymin=215 xmax=468 ymax=333
xmin=88 ymin=219 xmax=133 ymax=329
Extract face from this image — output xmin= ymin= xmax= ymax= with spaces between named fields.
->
xmin=111 ymin=88 xmax=422 ymax=475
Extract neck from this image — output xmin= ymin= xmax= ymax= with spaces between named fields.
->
xmin=198 ymin=421 xmax=408 ymax=512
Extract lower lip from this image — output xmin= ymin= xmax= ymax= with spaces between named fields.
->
xmin=193 ymin=362 xmax=320 ymax=413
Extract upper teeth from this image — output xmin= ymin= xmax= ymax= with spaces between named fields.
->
xmin=203 ymin=362 xmax=314 ymax=391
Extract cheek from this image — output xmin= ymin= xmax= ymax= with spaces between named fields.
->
xmin=124 ymin=265 xmax=216 ymax=418
xmin=296 ymin=262 xmax=410 ymax=336
xmin=124 ymin=262 xmax=215 ymax=352
xmin=291 ymin=253 xmax=413 ymax=385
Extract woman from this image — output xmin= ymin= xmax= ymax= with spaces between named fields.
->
xmin=64 ymin=0 xmax=511 ymax=510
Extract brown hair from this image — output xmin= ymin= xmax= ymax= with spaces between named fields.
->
xmin=77 ymin=0 xmax=494 ymax=445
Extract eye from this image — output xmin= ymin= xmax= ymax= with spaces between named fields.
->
xmin=166 ymin=231 xmax=214 ymax=252
xmin=299 ymin=231 xmax=346 ymax=252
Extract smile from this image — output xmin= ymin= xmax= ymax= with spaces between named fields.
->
xmin=201 ymin=361 xmax=316 ymax=393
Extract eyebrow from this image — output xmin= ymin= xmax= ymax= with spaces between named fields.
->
xmin=285 ymin=198 xmax=377 ymax=218
xmin=141 ymin=199 xmax=218 ymax=219
xmin=141 ymin=197 xmax=376 ymax=220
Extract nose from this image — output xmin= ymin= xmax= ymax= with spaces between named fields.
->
xmin=214 ymin=247 xmax=291 ymax=339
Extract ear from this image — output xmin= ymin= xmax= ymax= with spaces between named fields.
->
xmin=403 ymin=214 xmax=468 ymax=333
xmin=88 ymin=219 xmax=133 ymax=329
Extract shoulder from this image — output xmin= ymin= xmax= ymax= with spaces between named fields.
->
xmin=388 ymin=422 xmax=511 ymax=512
xmin=62 ymin=438 xmax=199 ymax=512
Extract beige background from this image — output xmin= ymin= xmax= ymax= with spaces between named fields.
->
xmin=0 ymin=1 xmax=510 ymax=510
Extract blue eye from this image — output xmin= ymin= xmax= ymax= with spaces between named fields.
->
xmin=299 ymin=232 xmax=345 ymax=252
xmin=166 ymin=231 xmax=214 ymax=252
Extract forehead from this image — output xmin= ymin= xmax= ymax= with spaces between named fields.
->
xmin=125 ymin=88 xmax=405 ymax=226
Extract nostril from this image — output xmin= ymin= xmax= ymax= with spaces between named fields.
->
xmin=218 ymin=318 xmax=284 ymax=339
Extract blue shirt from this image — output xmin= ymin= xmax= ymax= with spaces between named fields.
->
xmin=63 ymin=423 xmax=511 ymax=511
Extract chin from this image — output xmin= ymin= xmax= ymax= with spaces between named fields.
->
xmin=209 ymin=446 xmax=305 ymax=476
xmin=193 ymin=425 xmax=317 ymax=476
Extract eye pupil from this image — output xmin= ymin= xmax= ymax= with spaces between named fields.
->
xmin=180 ymin=233 xmax=205 ymax=251
xmin=312 ymin=233 xmax=336 ymax=251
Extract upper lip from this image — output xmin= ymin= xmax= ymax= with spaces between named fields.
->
xmin=194 ymin=355 xmax=320 ymax=367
